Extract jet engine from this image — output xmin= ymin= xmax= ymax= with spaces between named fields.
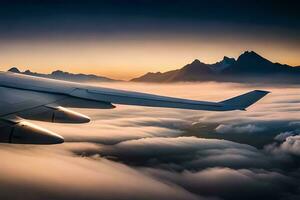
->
xmin=0 ymin=119 xmax=64 ymax=144
xmin=18 ymin=105 xmax=90 ymax=123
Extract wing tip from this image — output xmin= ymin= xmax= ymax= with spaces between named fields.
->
xmin=220 ymin=89 xmax=270 ymax=111
xmin=253 ymin=90 xmax=271 ymax=94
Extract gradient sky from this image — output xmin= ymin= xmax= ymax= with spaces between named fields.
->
xmin=0 ymin=0 xmax=300 ymax=80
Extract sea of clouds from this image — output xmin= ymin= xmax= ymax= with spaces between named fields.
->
xmin=1 ymin=82 xmax=300 ymax=200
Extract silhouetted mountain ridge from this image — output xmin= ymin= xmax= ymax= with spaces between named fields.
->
xmin=8 ymin=68 xmax=118 ymax=82
xmin=131 ymin=51 xmax=300 ymax=83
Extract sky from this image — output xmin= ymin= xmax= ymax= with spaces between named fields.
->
xmin=0 ymin=0 xmax=300 ymax=79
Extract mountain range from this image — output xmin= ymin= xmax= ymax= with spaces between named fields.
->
xmin=8 ymin=68 xmax=117 ymax=82
xmin=7 ymin=51 xmax=300 ymax=84
xmin=131 ymin=51 xmax=300 ymax=83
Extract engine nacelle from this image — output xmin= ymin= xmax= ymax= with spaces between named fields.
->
xmin=0 ymin=120 xmax=64 ymax=144
xmin=18 ymin=105 xmax=90 ymax=123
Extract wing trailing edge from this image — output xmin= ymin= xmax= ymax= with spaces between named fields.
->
xmin=70 ymin=88 xmax=269 ymax=111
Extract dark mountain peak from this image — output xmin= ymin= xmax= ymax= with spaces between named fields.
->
xmin=242 ymin=50 xmax=259 ymax=56
xmin=176 ymin=58 xmax=213 ymax=81
xmin=240 ymin=50 xmax=259 ymax=57
xmin=237 ymin=51 xmax=268 ymax=63
xmin=184 ymin=59 xmax=209 ymax=69
xmin=223 ymin=50 xmax=287 ymax=74
xmin=51 ymin=70 xmax=66 ymax=75
xmin=222 ymin=56 xmax=236 ymax=63
xmin=218 ymin=56 xmax=236 ymax=66
xmin=210 ymin=56 xmax=235 ymax=72
xmin=8 ymin=67 xmax=20 ymax=73
xmin=185 ymin=59 xmax=209 ymax=69
xmin=191 ymin=59 xmax=202 ymax=65
xmin=243 ymin=50 xmax=257 ymax=55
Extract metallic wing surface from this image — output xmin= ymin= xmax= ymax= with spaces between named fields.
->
xmin=0 ymin=72 xmax=269 ymax=144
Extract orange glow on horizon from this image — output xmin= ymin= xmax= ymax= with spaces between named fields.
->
xmin=0 ymin=36 xmax=299 ymax=80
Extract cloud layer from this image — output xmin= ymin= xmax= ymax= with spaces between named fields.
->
xmin=1 ymin=82 xmax=300 ymax=200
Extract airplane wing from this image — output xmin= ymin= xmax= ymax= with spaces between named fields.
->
xmin=0 ymin=72 xmax=269 ymax=145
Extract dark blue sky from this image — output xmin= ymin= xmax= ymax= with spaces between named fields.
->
xmin=0 ymin=0 xmax=299 ymax=40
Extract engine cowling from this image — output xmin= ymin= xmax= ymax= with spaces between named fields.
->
xmin=0 ymin=120 xmax=64 ymax=144
xmin=18 ymin=105 xmax=90 ymax=123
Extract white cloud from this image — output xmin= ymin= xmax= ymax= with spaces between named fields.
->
xmin=274 ymin=131 xmax=295 ymax=141
xmin=280 ymin=135 xmax=300 ymax=156
xmin=215 ymin=124 xmax=266 ymax=134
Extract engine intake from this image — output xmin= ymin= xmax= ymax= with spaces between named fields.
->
xmin=0 ymin=120 xmax=64 ymax=144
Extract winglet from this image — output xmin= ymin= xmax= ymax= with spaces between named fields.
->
xmin=219 ymin=90 xmax=270 ymax=110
